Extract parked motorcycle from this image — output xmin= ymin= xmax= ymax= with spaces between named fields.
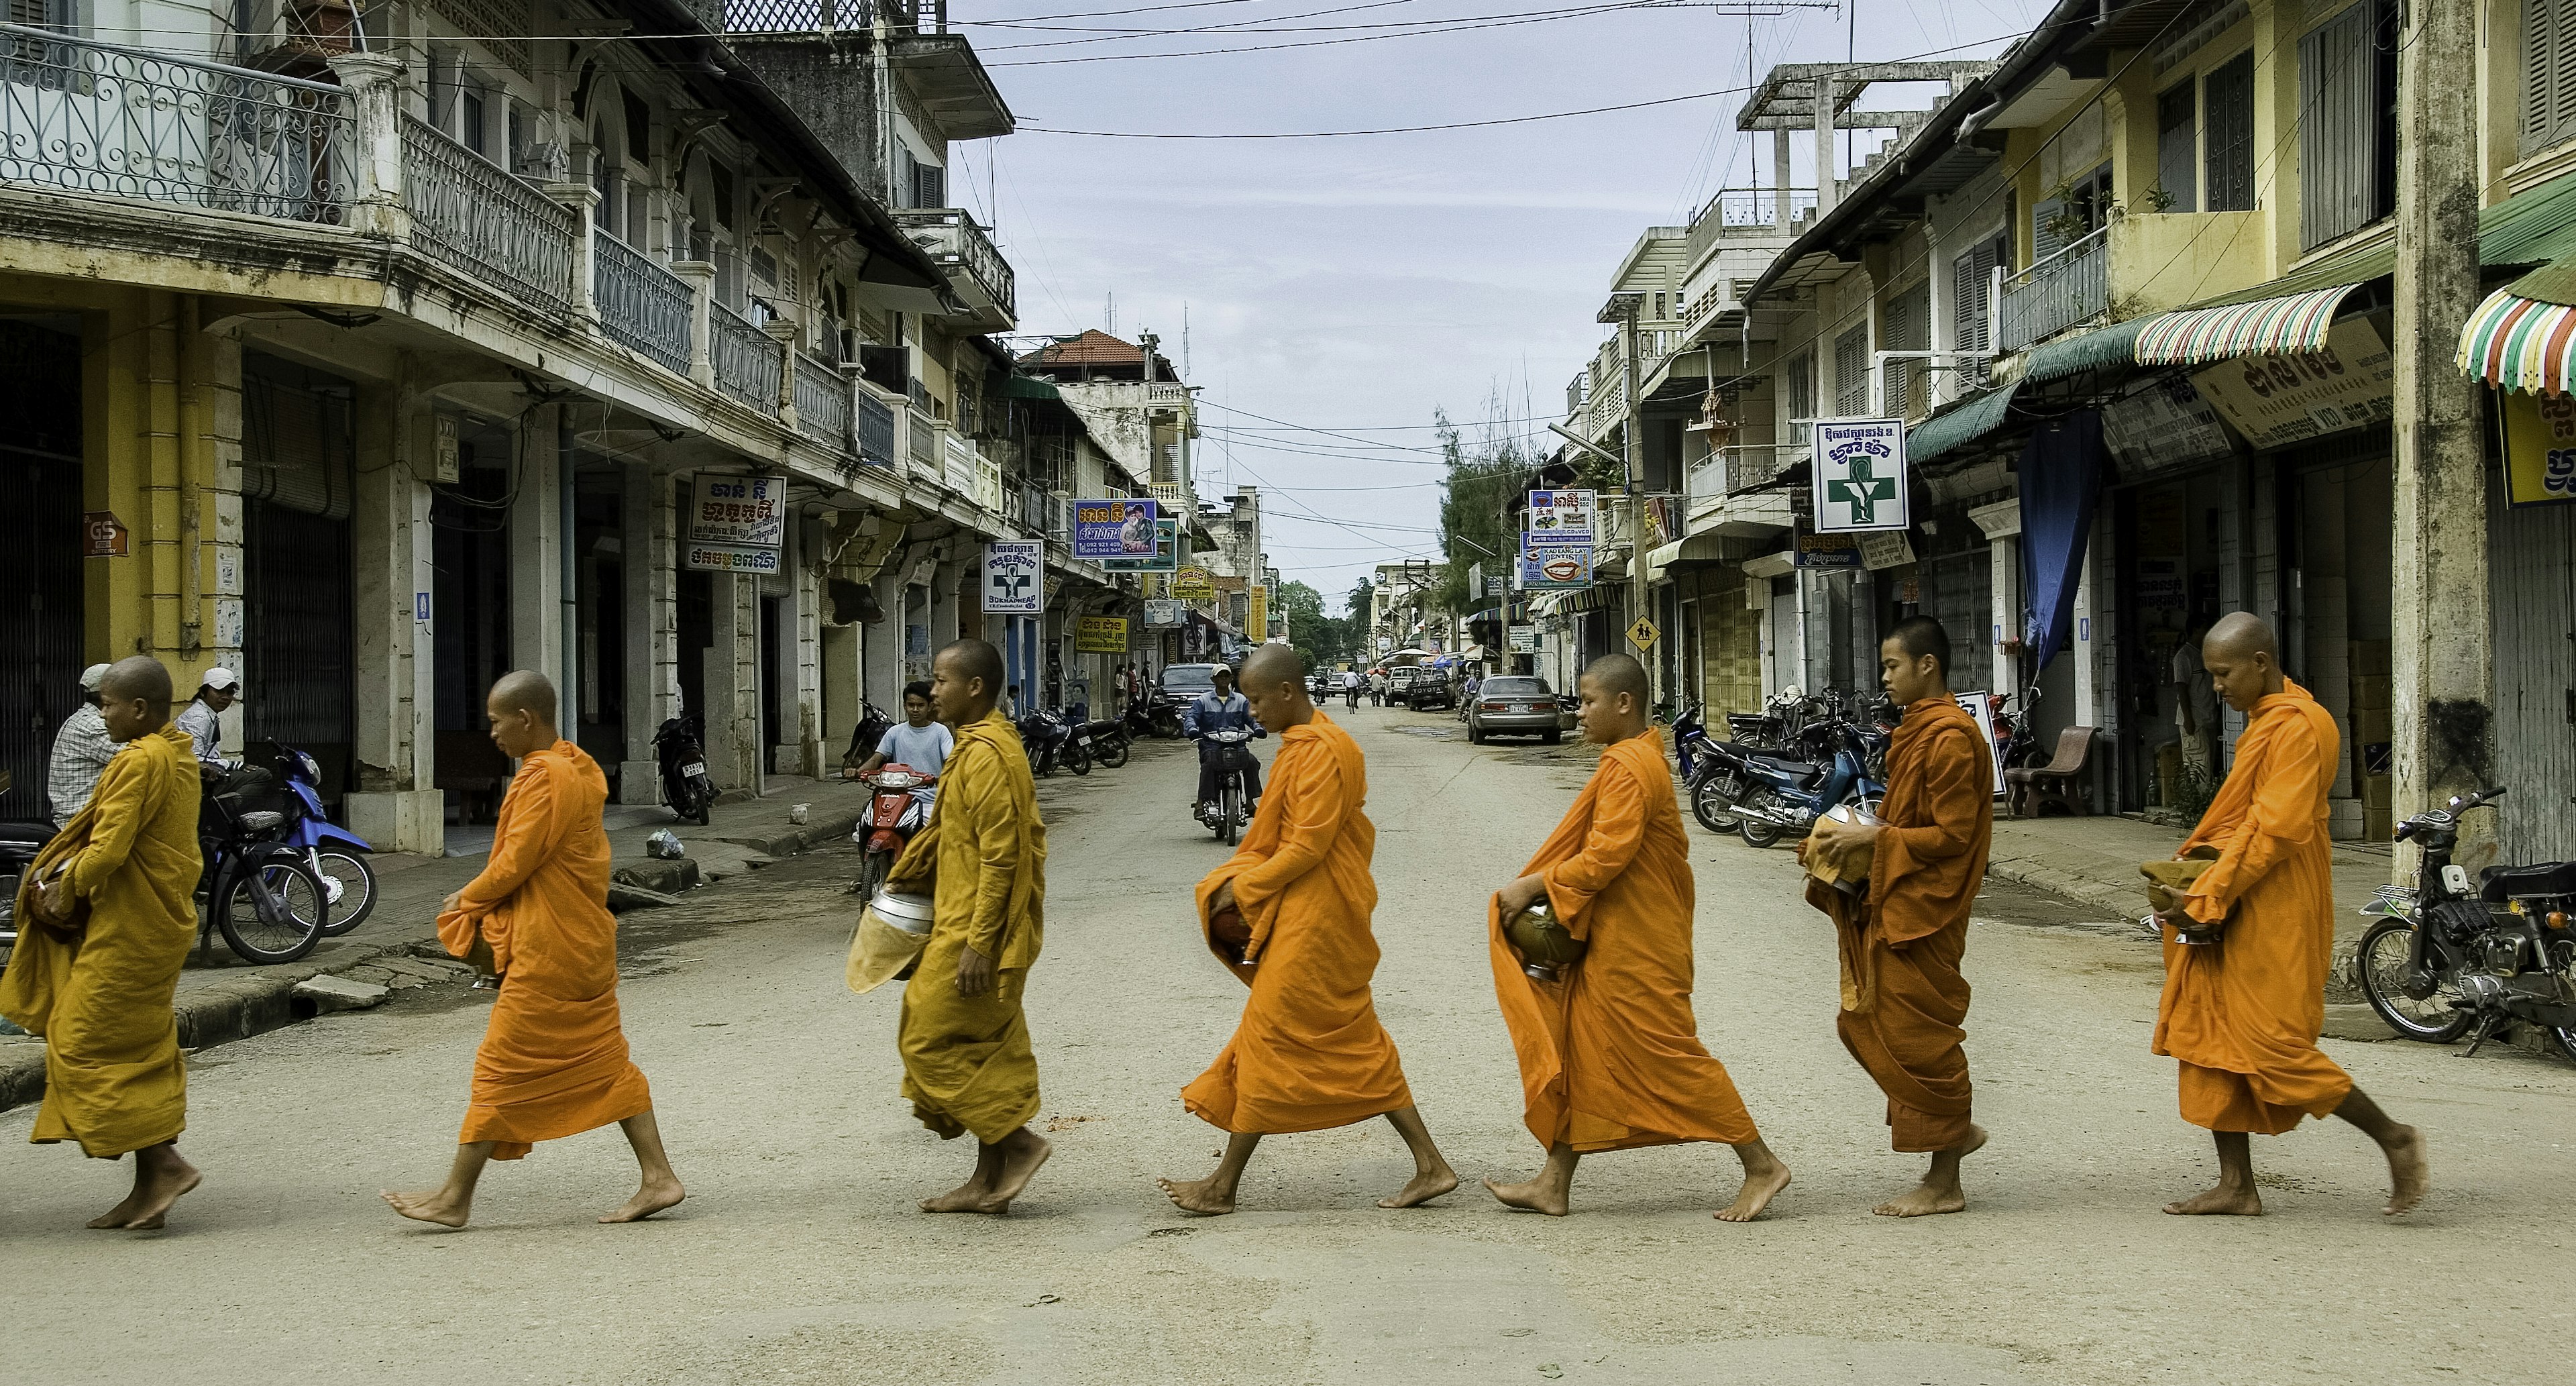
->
xmin=0 ymin=792 xmax=56 ymax=963
xmin=1017 ymin=707 xmax=1086 ymax=777
xmin=2354 ymin=786 xmax=2576 ymax=1057
xmin=653 ymin=716 xmax=718 ymax=824
xmin=1703 ymin=716 xmax=1888 ymax=849
xmin=1195 ymin=727 xmax=1260 ymax=846
xmin=1058 ymin=710 xmax=1105 ymax=777
xmin=254 ymin=741 xmax=376 ymax=937
xmin=1075 ymin=714 xmax=1130 ymax=769
xmin=195 ymin=786 xmax=329 ymax=965
xmin=851 ymin=764 xmax=936 ymax=900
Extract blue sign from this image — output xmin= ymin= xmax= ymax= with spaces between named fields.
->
xmin=1517 ymin=537 xmax=1592 ymax=592
xmin=1100 ymin=516 xmax=1180 ymax=573
xmin=1073 ymin=497 xmax=1159 ymax=562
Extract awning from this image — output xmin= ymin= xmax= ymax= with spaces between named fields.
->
xmin=1001 ymin=375 xmax=1062 ymax=401
xmin=2132 ymin=284 xmax=2365 ymax=366
xmin=1644 ymin=531 xmax=1730 ymax=578
xmin=1908 ymin=383 xmax=2021 ymax=463
xmin=2458 ymin=283 xmax=2576 ymax=393
xmin=2023 ymin=317 xmax=2152 ymax=382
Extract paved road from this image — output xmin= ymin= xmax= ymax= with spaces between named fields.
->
xmin=5 ymin=703 xmax=2571 ymax=1385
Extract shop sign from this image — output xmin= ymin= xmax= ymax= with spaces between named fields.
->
xmin=2501 ymin=388 xmax=2576 ymax=507
xmin=1526 ymin=489 xmax=1595 ymax=542
xmin=1171 ymin=566 xmax=1217 ymax=601
xmin=1073 ymin=497 xmax=1158 ymax=561
xmin=1248 ymin=584 xmax=1269 ymax=639
xmin=1100 ymin=516 xmax=1179 ymax=572
xmin=1517 ymin=535 xmax=1592 ymax=591
xmin=82 ymin=511 xmax=128 ymax=557
xmin=1144 ymin=599 xmax=1183 ymax=627
xmin=2188 ymin=317 xmax=2394 ymax=451
xmin=1858 ymin=531 xmax=1916 ymax=570
xmin=1507 ymin=625 xmax=1539 ymax=653
xmin=686 ymin=474 xmax=785 ymax=573
xmin=1794 ymin=532 xmax=1862 ymax=568
xmin=1955 ymin=691 xmax=2004 ymax=796
xmin=982 ymin=541 xmax=1042 ymax=615
xmin=1075 ymin=615 xmax=1128 ymax=652
xmin=1376 ymin=635 xmax=1393 ymax=654
xmin=1810 ymin=418 xmax=1910 ymax=532
xmin=2103 ymin=374 xmax=2235 ymax=482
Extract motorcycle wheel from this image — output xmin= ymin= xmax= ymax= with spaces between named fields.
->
xmin=1099 ymin=738 xmax=1130 ymax=769
xmin=695 ymin=792 xmax=713 ymax=827
xmin=1067 ymin=741 xmax=1093 ymax=776
xmin=217 ymin=853 xmax=326 ymax=965
xmin=1738 ymin=814 xmax=1784 ymax=849
xmin=312 ymin=849 xmax=378 ymax=936
xmin=1691 ymin=774 xmax=1743 ymax=835
xmin=2355 ymin=917 xmax=2475 ymax=1042
xmin=1219 ymin=782 xmax=1241 ymax=846
xmin=857 ymin=848 xmax=890 ymax=902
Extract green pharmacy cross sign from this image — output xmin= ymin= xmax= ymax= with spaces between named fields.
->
xmin=1810 ymin=417 xmax=1911 ymax=533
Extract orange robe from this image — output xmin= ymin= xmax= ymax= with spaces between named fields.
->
xmin=436 ymin=741 xmax=651 ymax=1159
xmin=1806 ymin=696 xmax=1991 ymax=1153
xmin=1489 ymin=730 xmax=1758 ymax=1153
xmin=1185 ymin=712 xmax=1411 ymax=1134
xmin=2153 ymin=680 xmax=2351 ymax=1134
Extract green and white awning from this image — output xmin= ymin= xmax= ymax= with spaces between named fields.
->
xmin=2131 ymin=284 xmax=2365 ymax=366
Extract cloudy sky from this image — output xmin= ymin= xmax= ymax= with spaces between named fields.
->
xmin=947 ymin=0 xmax=2054 ymax=613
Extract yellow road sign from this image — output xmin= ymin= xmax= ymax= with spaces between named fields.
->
xmin=1627 ymin=616 xmax=1660 ymax=651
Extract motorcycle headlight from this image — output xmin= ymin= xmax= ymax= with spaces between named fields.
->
xmin=296 ymin=751 xmax=319 ymax=778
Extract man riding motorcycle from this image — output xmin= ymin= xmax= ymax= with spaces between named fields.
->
xmin=1185 ymin=665 xmax=1265 ymax=815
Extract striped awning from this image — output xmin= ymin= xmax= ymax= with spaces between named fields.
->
xmin=2457 ymin=286 xmax=2576 ymax=394
xmin=2131 ymin=284 xmax=2365 ymax=366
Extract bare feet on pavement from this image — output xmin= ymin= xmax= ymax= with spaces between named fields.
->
xmin=1157 ymin=1174 xmax=1237 ymax=1216
xmin=1483 ymin=1174 xmax=1569 ymax=1216
xmin=111 ymin=1156 xmax=201 ymax=1230
xmin=1717 ymin=1160 xmax=1792 ymax=1223
xmin=1874 ymin=1125 xmax=1984 ymax=1218
xmin=2380 ymin=1125 xmax=2428 ymax=1216
xmin=2162 ymin=1183 xmax=2263 ymax=1216
xmin=381 ymin=1188 xmax=472 ymax=1228
xmin=1377 ymin=1162 xmax=1459 ymax=1209
xmin=601 ymin=1175 xmax=687 ymax=1223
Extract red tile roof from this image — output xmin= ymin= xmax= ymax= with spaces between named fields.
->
xmin=1020 ymin=329 xmax=1144 ymax=366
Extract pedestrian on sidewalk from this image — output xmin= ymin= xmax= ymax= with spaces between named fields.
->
xmin=2 ymin=657 xmax=205 ymax=1230
xmin=1484 ymin=653 xmax=1791 ymax=1222
xmin=384 ymin=671 xmax=684 ymax=1229
xmin=884 ymin=639 xmax=1053 ymax=1214
xmin=2174 ymin=602 xmax=2221 ymax=785
xmin=2151 ymin=613 xmax=2426 ymax=1218
xmin=1801 ymin=617 xmax=1992 ymax=1217
xmin=173 ymin=667 xmax=241 ymax=782
xmin=1160 ymin=645 xmax=1458 ymax=1217
xmin=45 ymin=662 xmax=117 ymax=828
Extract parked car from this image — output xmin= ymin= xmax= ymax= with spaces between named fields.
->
xmin=1160 ymin=663 xmax=1222 ymax=702
xmin=1466 ymin=676 xmax=1565 ymax=744
xmin=1395 ymin=666 xmax=1456 ymax=711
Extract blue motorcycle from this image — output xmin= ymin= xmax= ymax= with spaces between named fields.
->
xmin=1702 ymin=718 xmax=1888 ymax=849
xmin=258 ymin=742 xmax=376 ymax=937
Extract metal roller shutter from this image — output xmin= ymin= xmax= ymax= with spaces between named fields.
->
xmin=0 ymin=319 xmax=85 ymax=820
xmin=2489 ymin=491 xmax=2576 ymax=864
xmin=241 ymin=354 xmax=356 ymax=800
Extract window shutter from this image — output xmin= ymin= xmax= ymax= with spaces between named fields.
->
xmin=2528 ymin=0 xmax=2576 ymax=153
xmin=2155 ymin=80 xmax=2198 ymax=212
xmin=2030 ymin=197 xmax=2068 ymax=264
xmin=2205 ymin=51 xmax=2255 ymax=211
xmin=1833 ymin=325 xmax=1869 ymax=417
xmin=915 ymin=161 xmax=945 ymax=209
xmin=2300 ymin=5 xmax=2374 ymax=250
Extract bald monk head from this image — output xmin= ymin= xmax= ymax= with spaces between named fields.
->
xmin=931 ymin=639 xmax=1005 ymax=728
xmin=2200 ymin=612 xmax=2286 ymax=714
xmin=1880 ymin=615 xmax=1953 ymax=707
xmin=97 ymin=655 xmax=175 ymax=743
xmin=1238 ymin=644 xmax=1316 ymax=733
xmin=486 ymin=671 xmax=561 ymax=761
xmin=1576 ymin=654 xmax=1651 ymax=746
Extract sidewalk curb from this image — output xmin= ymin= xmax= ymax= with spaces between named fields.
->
xmin=0 ymin=809 xmax=865 ymax=1115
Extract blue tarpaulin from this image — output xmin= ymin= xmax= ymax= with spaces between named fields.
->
xmin=2018 ymin=409 xmax=2104 ymax=671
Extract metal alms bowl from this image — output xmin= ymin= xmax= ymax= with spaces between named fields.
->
xmin=1504 ymin=899 xmax=1586 ymax=982
xmin=868 ymin=887 xmax=936 ymax=937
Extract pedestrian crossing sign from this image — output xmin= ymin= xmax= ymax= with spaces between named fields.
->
xmin=1627 ymin=616 xmax=1660 ymax=651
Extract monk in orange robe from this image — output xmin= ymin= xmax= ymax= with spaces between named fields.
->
xmin=1486 ymin=654 xmax=1791 ymax=1221
xmin=1 ymin=657 xmax=205 ymax=1230
xmin=2152 ymin=613 xmax=2425 ymax=1216
xmin=384 ymin=671 xmax=683 ymax=1228
xmin=1804 ymin=617 xmax=1992 ymax=1216
xmin=1158 ymin=645 xmax=1457 ymax=1215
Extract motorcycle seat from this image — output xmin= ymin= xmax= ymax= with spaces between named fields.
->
xmin=1752 ymin=760 xmax=1822 ymax=780
xmin=2478 ymin=860 xmax=2576 ymax=902
xmin=0 ymin=819 xmax=56 ymax=845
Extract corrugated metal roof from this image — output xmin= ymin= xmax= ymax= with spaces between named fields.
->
xmin=2023 ymin=317 xmax=2151 ymax=382
xmin=1908 ymin=382 xmax=2021 ymax=462
xmin=2133 ymin=285 xmax=2363 ymax=364
xmin=1000 ymin=374 xmax=1062 ymax=401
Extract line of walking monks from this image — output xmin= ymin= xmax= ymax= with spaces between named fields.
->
xmin=2 ymin=614 xmax=2425 ymax=1232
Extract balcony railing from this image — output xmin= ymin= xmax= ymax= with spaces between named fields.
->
xmin=718 ymin=0 xmax=943 ymax=34
xmin=592 ymin=231 xmax=692 ymax=376
xmin=906 ymin=407 xmax=938 ymax=470
xmin=710 ymin=301 xmax=780 ymax=413
xmin=1692 ymin=186 xmax=1819 ymax=229
xmin=400 ymin=114 xmax=573 ymax=315
xmin=890 ymin=208 xmax=1014 ymax=323
xmin=0 ymin=25 xmax=352 ymax=224
xmin=1725 ymin=443 xmax=1801 ymax=496
xmin=856 ymin=387 xmax=896 ymax=466
xmin=792 ymin=348 xmax=849 ymax=446
xmin=1998 ymin=224 xmax=2109 ymax=352
xmin=943 ymin=431 xmax=979 ymax=496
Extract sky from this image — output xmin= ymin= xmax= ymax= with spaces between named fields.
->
xmin=944 ymin=0 xmax=2058 ymax=615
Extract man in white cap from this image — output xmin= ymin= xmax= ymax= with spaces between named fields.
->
xmin=45 ymin=663 xmax=118 ymax=828
xmin=174 ymin=667 xmax=242 ymax=779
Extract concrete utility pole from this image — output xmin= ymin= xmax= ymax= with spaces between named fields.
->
xmin=1617 ymin=297 xmax=1648 ymax=694
xmin=2390 ymin=0 xmax=2490 ymax=873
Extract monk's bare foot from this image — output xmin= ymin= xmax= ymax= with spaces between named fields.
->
xmin=2162 ymin=1182 xmax=2263 ymax=1216
xmin=1157 ymin=1174 xmax=1237 ymax=1217
xmin=1716 ymin=1161 xmax=1792 ymax=1223
xmin=87 ymin=1191 xmax=148 ymax=1230
xmin=1482 ymin=1174 xmax=1568 ymax=1216
xmin=918 ymin=1176 xmax=996 ymax=1214
xmin=1378 ymin=1162 xmax=1459 ymax=1209
xmin=2380 ymin=1125 xmax=2427 ymax=1216
xmin=1873 ymin=1181 xmax=1966 ymax=1217
xmin=381 ymin=1188 xmax=472 ymax=1228
xmin=601 ymin=1175 xmax=686 ymax=1224
xmin=983 ymin=1130 xmax=1051 ymax=1210
xmin=117 ymin=1157 xmax=201 ymax=1230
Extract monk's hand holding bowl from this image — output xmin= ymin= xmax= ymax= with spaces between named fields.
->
xmin=1210 ymin=877 xmax=1240 ymax=918
xmin=1496 ymin=873 xmax=1548 ymax=920
xmin=956 ymin=943 xmax=996 ymax=998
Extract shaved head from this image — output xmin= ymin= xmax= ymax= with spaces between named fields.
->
xmin=1238 ymin=643 xmax=1315 ymax=733
xmin=931 ymin=639 xmax=1006 ymax=728
xmin=488 ymin=670 xmax=557 ymax=725
xmin=2200 ymin=611 xmax=2285 ymax=713
xmin=1239 ymin=643 xmax=1304 ymax=692
xmin=2203 ymin=612 xmax=2279 ymax=663
xmin=936 ymin=639 xmax=1005 ymax=698
xmin=1582 ymin=653 xmax=1649 ymax=705
xmin=101 ymin=655 xmax=173 ymax=709
xmin=1576 ymin=653 xmax=1652 ymax=745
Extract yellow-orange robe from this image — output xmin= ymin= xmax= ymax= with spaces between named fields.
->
xmin=1 ymin=724 xmax=201 ymax=1159
xmin=436 ymin=741 xmax=651 ymax=1159
xmin=888 ymin=711 xmax=1046 ymax=1144
xmin=2154 ymin=679 xmax=2351 ymax=1134
xmin=1806 ymin=696 xmax=1992 ymax=1153
xmin=1490 ymin=730 xmax=1759 ymax=1153
xmin=1186 ymin=712 xmax=1411 ymax=1134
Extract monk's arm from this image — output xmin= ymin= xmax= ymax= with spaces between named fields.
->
xmin=1227 ymin=747 xmax=1344 ymax=914
xmin=1878 ymin=729 xmax=1988 ymax=867
xmin=453 ymin=761 xmax=561 ymax=915
xmin=1542 ymin=763 xmax=1647 ymax=936
xmin=64 ymin=758 xmax=153 ymax=898
xmin=961 ymin=757 xmax=1023 ymax=961
xmin=2182 ymin=728 xmax=2322 ymax=924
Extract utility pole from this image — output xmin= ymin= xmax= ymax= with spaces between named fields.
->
xmin=2390 ymin=0 xmax=2489 ymax=876
xmin=1615 ymin=293 xmax=1648 ymax=698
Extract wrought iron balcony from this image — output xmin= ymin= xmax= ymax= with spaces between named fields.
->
xmin=592 ymin=230 xmax=692 ymax=376
xmin=1998 ymin=224 xmax=2108 ymax=353
xmin=711 ymin=302 xmax=782 ymax=414
xmin=400 ymin=114 xmax=573 ymax=315
xmin=792 ymin=348 xmax=850 ymax=447
xmin=889 ymin=208 xmax=1014 ymax=327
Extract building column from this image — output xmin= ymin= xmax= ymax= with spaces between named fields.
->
xmin=1971 ymin=499 xmax=2022 ymax=698
xmin=508 ymin=405 xmax=566 ymax=690
xmin=619 ymin=462 xmax=678 ymax=804
xmin=345 ymin=380 xmax=442 ymax=853
xmin=707 ymin=571 xmax=763 ymax=794
xmin=774 ymin=519 xmax=823 ymax=777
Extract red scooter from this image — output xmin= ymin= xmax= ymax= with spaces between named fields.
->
xmin=854 ymin=764 xmax=936 ymax=898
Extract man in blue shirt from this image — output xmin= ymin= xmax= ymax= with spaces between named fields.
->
xmin=1184 ymin=665 xmax=1265 ymax=812
xmin=849 ymin=681 xmax=953 ymax=811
